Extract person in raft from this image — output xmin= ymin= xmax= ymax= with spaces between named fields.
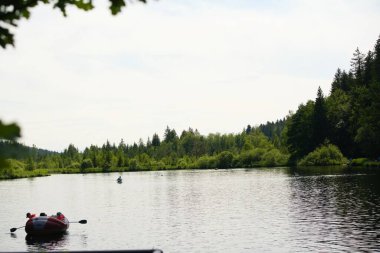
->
xmin=56 ymin=212 xmax=65 ymax=221
xmin=26 ymin=212 xmax=36 ymax=220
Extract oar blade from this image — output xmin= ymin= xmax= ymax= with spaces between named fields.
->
xmin=79 ymin=219 xmax=87 ymax=224
xmin=10 ymin=228 xmax=17 ymax=233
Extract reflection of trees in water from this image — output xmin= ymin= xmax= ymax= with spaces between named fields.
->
xmin=25 ymin=232 xmax=69 ymax=251
xmin=288 ymin=167 xmax=380 ymax=251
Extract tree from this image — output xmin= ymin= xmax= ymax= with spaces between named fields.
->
xmin=286 ymin=101 xmax=315 ymax=162
xmin=26 ymin=156 xmax=36 ymax=171
xmin=0 ymin=121 xmax=21 ymax=168
xmin=163 ymin=126 xmax=178 ymax=143
xmin=152 ymin=133 xmax=160 ymax=147
xmin=63 ymin=144 xmax=80 ymax=161
xmin=245 ymin=124 xmax=252 ymax=134
xmin=0 ymin=0 xmax=147 ymax=48
xmin=326 ymin=89 xmax=354 ymax=156
xmin=217 ymin=151 xmax=233 ymax=168
xmin=312 ymin=87 xmax=328 ymax=148
xmin=329 ymin=70 xmax=353 ymax=93
xmin=372 ymin=35 xmax=380 ymax=83
xmin=363 ymin=51 xmax=374 ymax=87
xmin=350 ymin=47 xmax=365 ymax=85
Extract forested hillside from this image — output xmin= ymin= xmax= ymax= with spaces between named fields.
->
xmin=0 ymin=141 xmax=55 ymax=160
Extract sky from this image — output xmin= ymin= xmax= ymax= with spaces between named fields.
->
xmin=1 ymin=0 xmax=380 ymax=152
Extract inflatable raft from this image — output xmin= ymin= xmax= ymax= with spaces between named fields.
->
xmin=25 ymin=216 xmax=69 ymax=235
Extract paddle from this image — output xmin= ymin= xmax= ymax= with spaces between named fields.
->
xmin=69 ymin=219 xmax=87 ymax=224
xmin=10 ymin=226 xmax=25 ymax=233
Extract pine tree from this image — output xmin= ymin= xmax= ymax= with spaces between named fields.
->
xmin=152 ymin=133 xmax=160 ymax=147
xmin=312 ymin=87 xmax=329 ymax=148
xmin=363 ymin=51 xmax=374 ymax=87
xmin=331 ymin=68 xmax=343 ymax=93
xmin=245 ymin=124 xmax=252 ymax=134
xmin=350 ymin=47 xmax=365 ymax=85
xmin=164 ymin=126 xmax=178 ymax=143
xmin=373 ymin=35 xmax=380 ymax=82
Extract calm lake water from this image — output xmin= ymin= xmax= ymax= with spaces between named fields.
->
xmin=1 ymin=167 xmax=380 ymax=252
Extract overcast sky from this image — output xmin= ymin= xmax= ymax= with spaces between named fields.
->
xmin=1 ymin=0 xmax=380 ymax=151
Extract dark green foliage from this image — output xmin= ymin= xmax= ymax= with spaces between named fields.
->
xmin=26 ymin=156 xmax=36 ymax=171
xmin=312 ymin=87 xmax=328 ymax=147
xmin=286 ymin=101 xmax=314 ymax=161
xmin=0 ymin=121 xmax=20 ymax=140
xmin=331 ymin=69 xmax=351 ymax=93
xmin=80 ymin=158 xmax=93 ymax=172
xmin=287 ymin=87 xmax=329 ymax=163
xmin=0 ymin=120 xmax=21 ymax=168
xmin=217 ymin=151 xmax=234 ymax=168
xmin=0 ymin=0 xmax=147 ymax=48
xmin=326 ymin=89 xmax=354 ymax=156
xmin=258 ymin=119 xmax=285 ymax=141
xmin=164 ymin=126 xmax=178 ymax=143
xmin=0 ymin=140 xmax=55 ymax=160
xmin=152 ymin=133 xmax=161 ymax=147
xmin=287 ymin=35 xmax=380 ymax=162
xmin=350 ymin=47 xmax=365 ymax=84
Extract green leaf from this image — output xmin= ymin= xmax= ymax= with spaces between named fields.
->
xmin=109 ymin=0 xmax=126 ymax=15
xmin=0 ymin=121 xmax=21 ymax=140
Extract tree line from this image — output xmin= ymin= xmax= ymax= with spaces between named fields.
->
xmin=1 ymin=35 xmax=380 ymax=178
xmin=286 ymin=35 xmax=380 ymax=164
xmin=1 ymin=125 xmax=289 ymax=174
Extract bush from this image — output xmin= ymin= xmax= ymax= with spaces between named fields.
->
xmin=196 ymin=155 xmax=217 ymax=169
xmin=177 ymin=157 xmax=191 ymax=169
xmin=239 ymin=148 xmax=265 ymax=167
xmin=68 ymin=162 xmax=81 ymax=169
xmin=298 ymin=144 xmax=348 ymax=166
xmin=350 ymin=158 xmax=380 ymax=168
xmin=7 ymin=159 xmax=25 ymax=170
xmin=80 ymin=158 xmax=94 ymax=172
xmin=150 ymin=160 xmax=166 ymax=170
xmin=261 ymin=149 xmax=289 ymax=166
xmin=128 ymin=159 xmax=138 ymax=170
xmin=217 ymin=151 xmax=234 ymax=168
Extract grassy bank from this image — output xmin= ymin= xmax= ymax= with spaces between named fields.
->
xmin=350 ymin=158 xmax=380 ymax=168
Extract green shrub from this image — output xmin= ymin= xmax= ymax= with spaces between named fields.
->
xmin=150 ymin=160 xmax=166 ymax=170
xmin=350 ymin=158 xmax=369 ymax=166
xmin=177 ymin=157 xmax=191 ymax=169
xmin=217 ymin=151 xmax=234 ymax=168
xmin=298 ymin=144 xmax=348 ymax=166
xmin=261 ymin=149 xmax=289 ymax=166
xmin=80 ymin=158 xmax=93 ymax=172
xmin=239 ymin=148 xmax=265 ymax=167
xmin=196 ymin=155 xmax=217 ymax=169
xmin=7 ymin=159 xmax=25 ymax=170
xmin=68 ymin=162 xmax=81 ymax=169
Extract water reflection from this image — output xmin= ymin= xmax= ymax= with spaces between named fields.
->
xmin=25 ymin=232 xmax=69 ymax=251
xmin=1 ymin=168 xmax=380 ymax=252
xmin=289 ymin=167 xmax=380 ymax=251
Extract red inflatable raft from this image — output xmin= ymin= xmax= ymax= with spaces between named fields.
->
xmin=25 ymin=216 xmax=69 ymax=235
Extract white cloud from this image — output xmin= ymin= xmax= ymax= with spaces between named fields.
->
xmin=1 ymin=0 xmax=379 ymax=151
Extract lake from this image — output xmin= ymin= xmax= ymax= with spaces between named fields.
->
xmin=1 ymin=167 xmax=379 ymax=252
